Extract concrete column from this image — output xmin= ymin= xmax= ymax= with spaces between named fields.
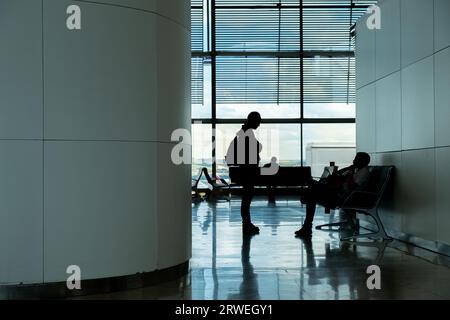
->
xmin=0 ymin=0 xmax=191 ymax=285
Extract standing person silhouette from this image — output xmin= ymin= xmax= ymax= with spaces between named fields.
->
xmin=226 ymin=112 xmax=262 ymax=235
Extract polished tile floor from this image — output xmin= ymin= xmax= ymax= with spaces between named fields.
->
xmin=81 ymin=197 xmax=450 ymax=300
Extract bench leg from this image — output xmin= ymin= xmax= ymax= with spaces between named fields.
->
xmin=341 ymin=208 xmax=392 ymax=241
xmin=315 ymin=209 xmax=355 ymax=231
xmin=315 ymin=221 xmax=348 ymax=231
xmin=371 ymin=208 xmax=390 ymax=239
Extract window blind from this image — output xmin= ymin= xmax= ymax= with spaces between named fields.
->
xmin=216 ymin=56 xmax=355 ymax=104
xmin=304 ymin=56 xmax=355 ymax=103
xmin=191 ymin=0 xmax=377 ymax=106
xmin=192 ymin=57 xmax=204 ymax=105
xmin=216 ymin=57 xmax=300 ymax=104
xmin=216 ymin=8 xmax=300 ymax=52
xmin=216 ymin=0 xmax=301 ymax=6
xmin=191 ymin=6 xmax=203 ymax=51
xmin=303 ymin=6 xmax=370 ymax=51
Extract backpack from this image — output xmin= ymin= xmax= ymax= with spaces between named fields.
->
xmin=225 ymin=129 xmax=261 ymax=166
xmin=225 ymin=136 xmax=238 ymax=166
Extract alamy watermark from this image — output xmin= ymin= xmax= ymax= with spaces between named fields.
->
xmin=170 ymin=124 xmax=281 ymax=176
xmin=66 ymin=5 xmax=82 ymax=30
xmin=366 ymin=265 xmax=381 ymax=290
xmin=66 ymin=265 xmax=82 ymax=290
xmin=366 ymin=4 xmax=381 ymax=30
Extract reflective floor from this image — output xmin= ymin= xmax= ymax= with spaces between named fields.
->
xmin=80 ymin=197 xmax=450 ymax=300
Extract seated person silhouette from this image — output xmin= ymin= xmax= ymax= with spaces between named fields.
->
xmin=295 ymin=152 xmax=371 ymax=239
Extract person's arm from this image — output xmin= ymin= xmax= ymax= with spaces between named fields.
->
xmin=335 ymin=165 xmax=354 ymax=176
xmin=343 ymin=167 xmax=370 ymax=191
xmin=332 ymin=166 xmax=355 ymax=190
xmin=351 ymin=167 xmax=370 ymax=190
xmin=345 ymin=173 xmax=358 ymax=190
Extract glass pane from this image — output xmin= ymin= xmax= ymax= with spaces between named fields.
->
xmin=192 ymin=124 xmax=213 ymax=188
xmin=217 ymin=103 xmax=300 ymax=119
xmin=191 ymin=0 xmax=203 ymax=6
xmin=303 ymin=0 xmax=378 ymax=5
xmin=216 ymin=56 xmax=301 ymax=108
xmin=302 ymin=6 xmax=372 ymax=51
xmin=304 ymin=103 xmax=355 ymax=118
xmin=192 ymin=58 xmax=212 ymax=119
xmin=257 ymin=124 xmax=302 ymax=166
xmin=216 ymin=8 xmax=300 ymax=52
xmin=303 ymin=56 xmax=355 ymax=104
xmin=191 ymin=6 xmax=203 ymax=51
xmin=216 ymin=124 xmax=301 ymax=181
xmin=303 ymin=124 xmax=356 ymax=178
xmin=303 ymin=0 xmax=352 ymax=5
xmin=216 ymin=0 xmax=301 ymax=5
xmin=303 ymin=7 xmax=352 ymax=51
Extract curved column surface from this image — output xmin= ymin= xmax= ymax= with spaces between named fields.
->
xmin=74 ymin=0 xmax=191 ymax=30
xmin=0 ymin=0 xmax=191 ymax=285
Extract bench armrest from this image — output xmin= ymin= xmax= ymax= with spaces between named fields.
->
xmin=218 ymin=178 xmax=230 ymax=186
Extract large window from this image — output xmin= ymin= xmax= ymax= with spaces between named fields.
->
xmin=191 ymin=0 xmax=377 ymax=180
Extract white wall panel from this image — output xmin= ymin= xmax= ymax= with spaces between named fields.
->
xmin=356 ymin=15 xmax=376 ymax=89
xmin=157 ymin=0 xmax=191 ymax=31
xmin=436 ymin=147 xmax=450 ymax=246
xmin=76 ymin=0 xmax=190 ymax=30
xmin=401 ymin=0 xmax=434 ymax=67
xmin=44 ymin=0 xmax=157 ymax=141
xmin=0 ymin=0 xmax=42 ymax=139
xmin=0 ymin=141 xmax=43 ymax=284
xmin=357 ymin=0 xmax=449 ymax=249
xmin=157 ymin=143 xmax=191 ymax=269
xmin=356 ymin=85 xmax=376 ymax=153
xmin=376 ymin=0 xmax=401 ymax=80
xmin=402 ymin=57 xmax=434 ymax=150
xmin=44 ymin=141 xmax=157 ymax=282
xmin=377 ymin=152 xmax=403 ymax=232
xmin=376 ymin=72 xmax=402 ymax=152
xmin=77 ymin=0 xmax=156 ymax=12
xmin=435 ymin=0 xmax=450 ymax=52
xmin=0 ymin=0 xmax=191 ymax=287
xmin=435 ymin=47 xmax=450 ymax=147
xmin=401 ymin=149 xmax=436 ymax=241
xmin=156 ymin=17 xmax=192 ymax=143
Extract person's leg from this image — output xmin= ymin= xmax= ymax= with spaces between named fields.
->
xmin=241 ymin=184 xmax=259 ymax=234
xmin=295 ymin=188 xmax=317 ymax=237
xmin=241 ymin=184 xmax=253 ymax=225
xmin=267 ymin=185 xmax=276 ymax=203
xmin=303 ymin=196 xmax=318 ymax=228
xmin=240 ymin=166 xmax=260 ymax=234
xmin=296 ymin=181 xmax=336 ymax=237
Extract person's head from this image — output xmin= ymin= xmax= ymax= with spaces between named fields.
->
xmin=353 ymin=152 xmax=371 ymax=169
xmin=243 ymin=112 xmax=262 ymax=130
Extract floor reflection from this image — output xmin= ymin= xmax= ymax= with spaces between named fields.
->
xmin=227 ymin=234 xmax=260 ymax=300
xmin=79 ymin=197 xmax=450 ymax=300
xmin=190 ymin=198 xmax=450 ymax=300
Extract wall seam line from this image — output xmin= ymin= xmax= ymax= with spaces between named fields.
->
xmin=433 ymin=0 xmax=438 ymax=243
xmin=41 ymin=0 xmax=45 ymax=284
xmin=73 ymin=0 xmax=190 ymax=31
xmin=357 ymin=49 xmax=445 ymax=92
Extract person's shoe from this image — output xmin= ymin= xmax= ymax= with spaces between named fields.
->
xmin=295 ymin=226 xmax=312 ymax=238
xmin=243 ymin=223 xmax=260 ymax=235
